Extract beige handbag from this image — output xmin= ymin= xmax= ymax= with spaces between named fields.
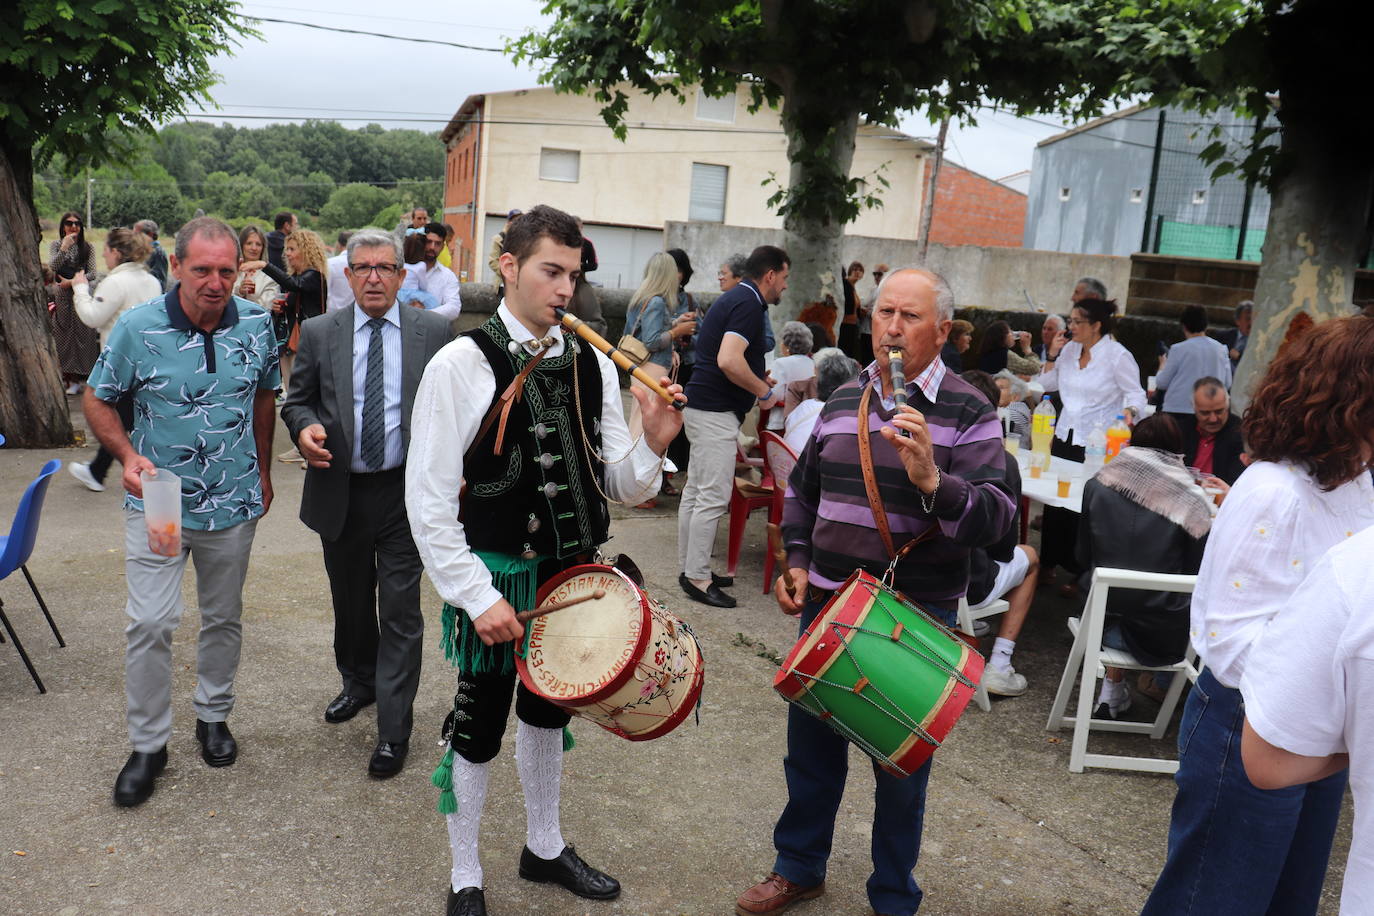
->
xmin=617 ymin=299 xmax=653 ymax=367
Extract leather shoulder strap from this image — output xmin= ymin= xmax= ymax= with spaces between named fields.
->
xmin=857 ymin=383 xmax=897 ymax=559
xmin=857 ymin=382 xmax=939 ymax=564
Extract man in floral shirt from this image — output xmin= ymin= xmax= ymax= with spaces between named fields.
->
xmin=84 ymin=217 xmax=281 ymax=808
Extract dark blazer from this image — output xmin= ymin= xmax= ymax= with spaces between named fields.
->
xmin=1180 ymin=413 xmax=1246 ymax=485
xmin=281 ymin=304 xmax=454 ymax=541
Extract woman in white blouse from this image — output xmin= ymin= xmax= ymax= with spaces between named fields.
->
xmin=68 ymin=227 xmax=164 ymax=493
xmin=1142 ymin=317 xmax=1374 ymax=915
xmin=1038 ymin=297 xmax=1146 ymax=584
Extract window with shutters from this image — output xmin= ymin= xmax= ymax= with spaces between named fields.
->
xmin=539 ymin=148 xmax=580 ymax=182
xmin=695 ymin=88 xmax=736 ymax=123
xmin=689 ymin=163 xmax=728 ymax=222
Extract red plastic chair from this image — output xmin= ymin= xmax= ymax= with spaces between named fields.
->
xmin=758 ymin=431 xmax=800 ymax=592
xmin=725 ymin=438 xmax=772 ymax=579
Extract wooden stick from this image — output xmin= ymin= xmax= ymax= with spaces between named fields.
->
xmin=515 ymin=589 xmax=606 ymax=623
xmin=767 ymin=523 xmax=796 ymax=598
xmin=556 ymin=307 xmax=685 ymax=410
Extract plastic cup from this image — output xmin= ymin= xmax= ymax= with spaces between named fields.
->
xmin=1204 ymin=486 xmax=1224 ymax=507
xmin=1004 ymin=436 xmax=1020 ymax=456
xmin=1029 ymin=454 xmax=1045 ymax=479
xmin=1057 ymin=475 xmax=1072 ymax=498
xmin=141 ymin=469 xmax=182 ymax=557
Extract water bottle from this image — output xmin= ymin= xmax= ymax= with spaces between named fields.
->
xmin=1083 ymin=425 xmax=1107 ymax=478
xmin=1104 ymin=414 xmax=1131 ymax=463
xmin=1031 ymin=395 xmax=1056 ymax=464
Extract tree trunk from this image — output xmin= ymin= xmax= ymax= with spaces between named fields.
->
xmin=776 ymin=98 xmax=860 ymax=343
xmin=0 ymin=140 xmax=74 ymax=447
xmin=1231 ymin=121 xmax=1374 ymax=412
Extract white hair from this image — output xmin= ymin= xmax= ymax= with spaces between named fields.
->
xmin=1043 ymin=313 xmax=1065 ymax=331
xmin=346 ymin=229 xmax=403 ymax=265
xmin=873 ymin=267 xmax=954 ymax=322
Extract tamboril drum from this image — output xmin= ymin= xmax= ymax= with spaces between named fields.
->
xmin=517 ymin=564 xmax=704 ymax=741
xmin=774 ymin=569 xmax=983 ymax=777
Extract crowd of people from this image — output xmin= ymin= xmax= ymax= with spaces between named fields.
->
xmin=40 ymin=199 xmax=1374 ymax=916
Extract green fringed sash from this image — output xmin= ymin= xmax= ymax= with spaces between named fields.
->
xmin=439 ymin=550 xmax=543 ymax=675
xmin=432 ymin=550 xmax=578 ymax=815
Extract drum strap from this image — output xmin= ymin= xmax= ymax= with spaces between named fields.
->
xmin=857 ymin=382 xmax=937 ymax=567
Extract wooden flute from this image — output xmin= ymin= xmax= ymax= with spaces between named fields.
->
xmin=555 ymin=307 xmax=686 ymax=410
xmin=889 ymin=348 xmax=912 ymax=437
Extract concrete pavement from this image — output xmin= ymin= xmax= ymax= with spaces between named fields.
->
xmin=0 ymin=404 xmax=1351 ymax=915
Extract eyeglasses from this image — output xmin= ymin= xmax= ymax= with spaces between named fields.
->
xmin=63 ymin=220 xmax=80 ymax=227
xmin=349 ymin=263 xmax=401 ymax=278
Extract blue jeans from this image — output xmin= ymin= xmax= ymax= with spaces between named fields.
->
xmin=1141 ymin=668 xmax=1347 ymax=915
xmin=770 ymin=596 xmax=953 ymax=916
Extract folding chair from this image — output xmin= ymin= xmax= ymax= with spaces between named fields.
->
xmin=957 ymin=595 xmax=1010 ymax=712
xmin=0 ymin=459 xmax=65 ymax=694
xmin=1045 ymin=567 xmax=1201 ymax=774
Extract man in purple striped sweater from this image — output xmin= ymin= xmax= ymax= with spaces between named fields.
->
xmin=735 ymin=268 xmax=1015 ymax=916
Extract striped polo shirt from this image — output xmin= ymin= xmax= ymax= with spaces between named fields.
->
xmin=781 ymin=360 xmax=1016 ymax=606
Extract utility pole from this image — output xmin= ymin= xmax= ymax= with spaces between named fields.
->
xmin=85 ymin=169 xmax=93 ymax=227
xmin=918 ymin=116 xmax=949 ymax=262
xmin=1140 ymin=110 xmax=1166 ymax=253
xmin=1235 ymin=109 xmax=1268 ymax=261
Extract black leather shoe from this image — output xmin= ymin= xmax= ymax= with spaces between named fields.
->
xmin=113 ymin=748 xmax=167 ymax=807
xmin=519 ymin=845 xmax=620 ymax=900
xmin=712 ymin=573 xmax=734 ymax=588
xmin=679 ymin=574 xmax=737 ymax=608
xmin=446 ymin=887 xmax=486 ymax=916
xmin=368 ymin=740 xmax=408 ymax=779
xmin=324 ymin=692 xmax=374 ymax=724
xmin=195 ymin=719 xmax=237 ymax=767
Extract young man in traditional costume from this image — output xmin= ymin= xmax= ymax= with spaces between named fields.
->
xmin=406 ymin=205 xmax=684 ymax=916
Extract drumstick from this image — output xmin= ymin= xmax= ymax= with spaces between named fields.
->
xmin=889 ymin=348 xmax=911 ymax=438
xmin=767 ymin=523 xmax=796 ymax=599
xmin=555 ymin=307 xmax=685 ymax=410
xmin=515 ymin=589 xmax=607 ymax=623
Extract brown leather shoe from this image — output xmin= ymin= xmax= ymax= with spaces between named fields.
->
xmin=735 ymin=872 xmax=824 ymax=915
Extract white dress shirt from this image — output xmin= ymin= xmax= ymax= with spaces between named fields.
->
xmin=350 ymin=303 xmax=405 ymax=472
xmin=1039 ymin=336 xmax=1147 ymax=444
xmin=406 ymin=304 xmax=663 ymax=620
xmin=1191 ymin=461 xmax=1374 ymax=688
xmin=415 ymin=260 xmax=462 ymax=320
xmin=326 ymin=252 xmax=354 ymax=313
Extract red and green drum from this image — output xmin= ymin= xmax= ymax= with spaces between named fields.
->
xmin=774 ymin=570 xmax=984 ymax=777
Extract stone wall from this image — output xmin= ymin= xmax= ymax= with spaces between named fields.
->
xmin=662 ymin=221 xmax=1130 ymax=313
xmin=1129 ymin=252 xmax=1374 ymax=323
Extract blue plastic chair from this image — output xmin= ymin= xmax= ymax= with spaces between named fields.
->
xmin=0 ymin=459 xmax=64 ymax=693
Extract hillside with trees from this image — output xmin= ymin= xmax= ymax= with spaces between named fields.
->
xmin=34 ymin=120 xmax=444 ymax=233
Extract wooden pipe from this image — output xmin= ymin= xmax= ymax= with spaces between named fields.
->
xmin=556 ymin=307 xmax=685 ymax=410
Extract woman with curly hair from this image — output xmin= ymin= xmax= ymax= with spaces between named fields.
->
xmin=1143 ymin=316 xmax=1374 ymax=915
xmin=242 ymin=227 xmax=328 ymax=394
xmin=49 ymin=210 xmax=100 ymax=393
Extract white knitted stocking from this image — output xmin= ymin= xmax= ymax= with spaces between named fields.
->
xmin=445 ymin=755 xmax=490 ymax=891
xmin=515 ymin=720 xmax=566 ymax=859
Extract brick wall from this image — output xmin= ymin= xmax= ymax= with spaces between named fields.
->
xmin=926 ymin=161 xmax=1027 ymax=248
xmin=443 ymin=108 xmax=481 ymax=279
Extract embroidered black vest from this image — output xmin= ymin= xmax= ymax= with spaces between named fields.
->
xmin=463 ymin=315 xmax=609 ymax=559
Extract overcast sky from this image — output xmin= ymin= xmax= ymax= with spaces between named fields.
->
xmin=201 ymin=1 xmax=1075 ymax=182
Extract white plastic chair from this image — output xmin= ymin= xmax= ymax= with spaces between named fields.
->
xmin=957 ymin=595 xmax=1010 ymax=712
xmin=1045 ymin=567 xmax=1201 ymax=774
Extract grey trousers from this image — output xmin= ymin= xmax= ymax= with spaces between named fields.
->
xmin=677 ymin=406 xmax=742 ymax=581
xmin=319 ymin=469 xmax=423 ymax=743
xmin=123 ymin=509 xmax=258 ymax=752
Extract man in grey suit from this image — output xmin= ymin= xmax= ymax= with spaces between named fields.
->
xmin=281 ymin=229 xmax=454 ymax=778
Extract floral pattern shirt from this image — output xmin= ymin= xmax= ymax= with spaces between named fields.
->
xmin=87 ymin=289 xmax=281 ymax=531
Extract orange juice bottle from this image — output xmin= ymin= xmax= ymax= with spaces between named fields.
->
xmin=1104 ymin=414 xmax=1131 ymax=463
